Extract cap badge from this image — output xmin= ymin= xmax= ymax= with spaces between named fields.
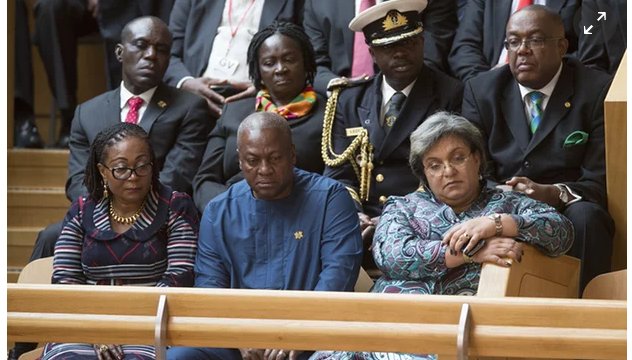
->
xmin=382 ymin=10 xmax=408 ymax=31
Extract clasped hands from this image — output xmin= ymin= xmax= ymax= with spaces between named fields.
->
xmin=182 ymin=77 xmax=256 ymax=118
xmin=93 ymin=344 xmax=123 ymax=360
xmin=442 ymin=217 xmax=523 ymax=267
xmin=358 ymin=213 xmax=379 ymax=249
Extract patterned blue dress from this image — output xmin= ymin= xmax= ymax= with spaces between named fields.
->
xmin=310 ymin=186 xmax=574 ymax=360
xmin=41 ymin=184 xmax=199 ymax=360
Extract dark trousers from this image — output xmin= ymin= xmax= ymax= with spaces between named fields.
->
xmin=564 ymin=201 xmax=614 ymax=291
xmin=33 ymin=0 xmax=102 ymax=129
xmin=15 ymin=0 xmax=34 ymax=123
xmin=29 ymin=220 xmax=63 ymax=261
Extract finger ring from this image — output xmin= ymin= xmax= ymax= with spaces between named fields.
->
xmin=463 ymin=233 xmax=471 ymax=239
xmin=100 ymin=345 xmax=109 ymax=353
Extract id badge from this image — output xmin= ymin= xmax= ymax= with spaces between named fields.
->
xmin=216 ymin=57 xmax=239 ymax=75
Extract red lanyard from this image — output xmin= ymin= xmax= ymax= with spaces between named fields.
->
xmin=228 ymin=0 xmax=257 ymax=38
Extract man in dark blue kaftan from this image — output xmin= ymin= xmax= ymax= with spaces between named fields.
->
xmin=168 ymin=112 xmax=363 ymax=360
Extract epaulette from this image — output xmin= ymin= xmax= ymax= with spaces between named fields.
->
xmin=327 ymin=75 xmax=374 ymax=91
xmin=322 ymin=76 xmax=375 ymax=202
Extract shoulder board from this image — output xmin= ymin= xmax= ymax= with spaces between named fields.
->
xmin=327 ymin=75 xmax=374 ymax=90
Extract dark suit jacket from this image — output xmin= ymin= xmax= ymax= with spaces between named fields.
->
xmin=164 ymin=0 xmax=302 ymax=85
xmin=448 ymin=0 xmax=579 ymax=81
xmin=192 ymin=94 xmax=326 ymax=212
xmin=578 ymin=0 xmax=627 ymax=75
xmin=97 ymin=0 xmax=175 ymax=41
xmin=304 ymin=0 xmax=459 ymax=95
xmin=66 ymin=83 xmax=213 ymax=201
xmin=323 ymin=67 xmax=463 ymax=217
xmin=462 ymin=58 xmax=612 ymax=207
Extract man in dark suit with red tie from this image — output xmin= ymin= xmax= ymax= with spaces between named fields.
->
xmin=461 ymin=5 xmax=613 ymax=289
xmin=322 ymin=0 xmax=463 ymax=267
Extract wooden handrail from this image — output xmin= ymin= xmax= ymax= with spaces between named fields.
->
xmin=7 ymin=284 xmax=626 ymax=359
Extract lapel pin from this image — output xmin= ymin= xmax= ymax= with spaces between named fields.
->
xmin=294 ymin=231 xmax=304 ymax=240
xmin=157 ymin=100 xmax=167 ymax=108
xmin=564 ymin=101 xmax=571 ymax=109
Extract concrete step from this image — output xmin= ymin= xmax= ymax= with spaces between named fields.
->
xmin=8 ymin=149 xmax=69 ymax=188
xmin=8 ymin=187 xmax=69 ymax=227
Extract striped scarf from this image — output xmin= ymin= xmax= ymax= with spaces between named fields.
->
xmin=255 ymin=86 xmax=317 ymax=120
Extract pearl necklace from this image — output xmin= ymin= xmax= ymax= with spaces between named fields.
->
xmin=109 ymin=200 xmax=145 ymax=225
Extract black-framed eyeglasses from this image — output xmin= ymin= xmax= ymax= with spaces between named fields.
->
xmin=423 ymin=153 xmax=472 ymax=177
xmin=101 ymin=162 xmax=153 ymax=180
xmin=503 ymin=37 xmax=563 ymax=51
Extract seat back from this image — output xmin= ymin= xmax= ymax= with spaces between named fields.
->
xmin=17 ymin=257 xmax=54 ymax=284
xmin=478 ymin=245 xmax=580 ymax=298
xmin=354 ymin=267 xmax=374 ymax=292
xmin=16 ymin=257 xmax=53 ymax=360
xmin=582 ymin=269 xmax=627 ymax=300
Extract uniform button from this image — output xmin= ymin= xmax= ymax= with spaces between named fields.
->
xmin=379 ymin=195 xmax=388 ymax=204
xmin=524 ymin=160 xmax=530 ymax=168
xmin=376 ymin=174 xmax=384 ymax=183
xmin=379 ymin=161 xmax=384 ymax=165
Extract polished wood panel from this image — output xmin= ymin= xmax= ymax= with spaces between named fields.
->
xmin=604 ymin=52 xmax=627 ymax=271
xmin=478 ymin=245 xmax=580 ymax=298
xmin=8 ymin=285 xmax=627 ymax=359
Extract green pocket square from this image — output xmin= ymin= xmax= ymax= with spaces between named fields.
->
xmin=563 ymin=131 xmax=589 ymax=148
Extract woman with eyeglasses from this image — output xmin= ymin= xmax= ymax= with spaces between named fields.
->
xmin=310 ymin=111 xmax=574 ymax=360
xmin=42 ymin=123 xmax=198 ymax=360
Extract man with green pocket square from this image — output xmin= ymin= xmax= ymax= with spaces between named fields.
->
xmin=462 ymin=5 xmax=614 ymax=290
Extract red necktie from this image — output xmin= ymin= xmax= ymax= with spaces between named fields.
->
xmin=125 ymin=97 xmax=144 ymax=124
xmin=351 ymin=0 xmax=376 ymax=77
xmin=516 ymin=0 xmax=534 ymax=12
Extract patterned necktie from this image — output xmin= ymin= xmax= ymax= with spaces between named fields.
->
xmin=351 ymin=0 xmax=376 ymax=77
xmin=125 ymin=97 xmax=144 ymax=124
xmin=528 ymin=91 xmax=544 ymax=134
xmin=384 ymin=92 xmax=406 ymax=128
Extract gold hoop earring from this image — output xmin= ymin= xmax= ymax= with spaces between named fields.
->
xmin=103 ymin=181 xmax=109 ymax=199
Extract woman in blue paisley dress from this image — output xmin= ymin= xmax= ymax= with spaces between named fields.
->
xmin=41 ymin=123 xmax=199 ymax=360
xmin=310 ymin=112 xmax=574 ymax=360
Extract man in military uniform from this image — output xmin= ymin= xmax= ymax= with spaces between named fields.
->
xmin=322 ymin=0 xmax=463 ymax=267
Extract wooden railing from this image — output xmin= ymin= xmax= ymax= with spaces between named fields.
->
xmin=8 ymin=284 xmax=626 ymax=360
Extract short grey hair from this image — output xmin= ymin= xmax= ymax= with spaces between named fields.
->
xmin=409 ymin=111 xmax=487 ymax=184
xmin=236 ymin=112 xmax=292 ymax=148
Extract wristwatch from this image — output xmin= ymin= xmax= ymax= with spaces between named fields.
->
xmin=487 ymin=213 xmax=503 ymax=237
xmin=555 ymin=184 xmax=570 ymax=205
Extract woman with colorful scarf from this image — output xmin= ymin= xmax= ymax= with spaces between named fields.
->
xmin=191 ymin=21 xmax=326 ymax=213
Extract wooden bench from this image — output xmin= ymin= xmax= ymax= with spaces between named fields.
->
xmin=8 ymin=284 xmax=625 ymax=360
